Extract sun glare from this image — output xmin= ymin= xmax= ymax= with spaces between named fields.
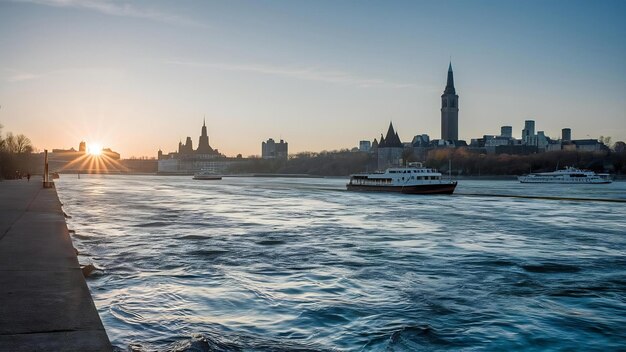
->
xmin=87 ymin=143 xmax=103 ymax=156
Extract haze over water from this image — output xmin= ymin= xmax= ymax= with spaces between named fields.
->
xmin=57 ymin=176 xmax=626 ymax=351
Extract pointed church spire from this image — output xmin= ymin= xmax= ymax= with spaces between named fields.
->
xmin=444 ymin=62 xmax=456 ymax=95
xmin=385 ymin=122 xmax=395 ymax=140
xmin=203 ymin=116 xmax=206 ymax=127
xmin=379 ymin=122 xmax=402 ymax=148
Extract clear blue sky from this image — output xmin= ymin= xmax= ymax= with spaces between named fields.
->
xmin=1 ymin=0 xmax=624 ymax=157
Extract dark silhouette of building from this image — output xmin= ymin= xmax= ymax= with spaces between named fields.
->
xmin=178 ymin=137 xmax=194 ymax=154
xmin=571 ymin=139 xmax=607 ymax=152
xmin=377 ymin=122 xmax=404 ymax=168
xmin=158 ymin=121 xmax=227 ymax=174
xmin=174 ymin=120 xmax=221 ymax=157
xmin=441 ymin=62 xmax=459 ymax=141
xmin=197 ymin=119 xmax=215 ymax=154
xmin=522 ymin=120 xmax=536 ymax=145
xmin=262 ymin=138 xmax=288 ymax=160
xmin=562 ymin=128 xmax=572 ymax=142
xmin=359 ymin=140 xmax=371 ymax=152
xmin=371 ymin=138 xmax=379 ymax=150
xmin=500 ymin=126 xmax=513 ymax=138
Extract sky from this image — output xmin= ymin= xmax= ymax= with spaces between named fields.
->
xmin=0 ymin=0 xmax=624 ymax=158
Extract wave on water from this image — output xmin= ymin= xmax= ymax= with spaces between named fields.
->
xmin=57 ymin=176 xmax=626 ymax=351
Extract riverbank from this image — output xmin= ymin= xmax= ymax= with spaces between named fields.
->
xmin=0 ymin=178 xmax=111 ymax=351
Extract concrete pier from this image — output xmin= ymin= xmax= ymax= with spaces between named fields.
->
xmin=0 ymin=179 xmax=111 ymax=351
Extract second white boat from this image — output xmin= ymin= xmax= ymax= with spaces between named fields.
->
xmin=518 ymin=167 xmax=612 ymax=184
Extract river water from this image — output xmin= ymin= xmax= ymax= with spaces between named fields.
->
xmin=56 ymin=176 xmax=626 ymax=351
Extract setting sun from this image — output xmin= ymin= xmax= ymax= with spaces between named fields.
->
xmin=87 ymin=143 xmax=103 ymax=156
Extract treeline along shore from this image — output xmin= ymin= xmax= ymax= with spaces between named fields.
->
xmin=228 ymin=149 xmax=626 ymax=177
xmin=3 ymin=148 xmax=626 ymax=179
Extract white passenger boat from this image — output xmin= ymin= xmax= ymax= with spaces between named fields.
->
xmin=518 ymin=167 xmax=612 ymax=184
xmin=192 ymin=170 xmax=222 ymax=180
xmin=347 ymin=162 xmax=457 ymax=194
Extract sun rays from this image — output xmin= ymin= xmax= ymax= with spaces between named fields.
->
xmin=59 ymin=150 xmax=129 ymax=174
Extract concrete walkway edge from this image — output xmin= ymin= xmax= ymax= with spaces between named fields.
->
xmin=0 ymin=179 xmax=112 ymax=351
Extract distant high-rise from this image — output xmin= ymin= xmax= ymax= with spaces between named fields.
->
xmin=500 ymin=126 xmax=513 ymax=138
xmin=262 ymin=138 xmax=288 ymax=160
xmin=537 ymin=131 xmax=549 ymax=149
xmin=441 ymin=62 xmax=459 ymax=141
xmin=359 ymin=140 xmax=371 ymax=152
xmin=562 ymin=128 xmax=571 ymax=142
xmin=522 ymin=120 xmax=536 ymax=145
xmin=79 ymin=141 xmax=86 ymax=153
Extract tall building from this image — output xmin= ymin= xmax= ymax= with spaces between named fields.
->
xmin=522 ymin=120 xmax=536 ymax=145
xmin=500 ymin=126 xmax=513 ymax=138
xmin=262 ymin=138 xmax=288 ymax=160
xmin=441 ymin=62 xmax=459 ymax=141
xmin=359 ymin=140 xmax=371 ymax=152
xmin=196 ymin=118 xmax=214 ymax=154
xmin=562 ymin=128 xmax=571 ymax=142
xmin=536 ymin=131 xmax=549 ymax=150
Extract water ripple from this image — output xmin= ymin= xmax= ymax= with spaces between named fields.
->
xmin=57 ymin=176 xmax=626 ymax=351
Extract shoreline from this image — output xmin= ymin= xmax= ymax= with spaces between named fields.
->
xmin=0 ymin=179 xmax=111 ymax=351
xmin=51 ymin=172 xmax=626 ymax=181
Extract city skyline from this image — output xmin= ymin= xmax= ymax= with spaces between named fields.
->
xmin=1 ymin=0 xmax=625 ymax=157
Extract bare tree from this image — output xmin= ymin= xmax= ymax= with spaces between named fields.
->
xmin=0 ymin=132 xmax=33 ymax=153
xmin=16 ymin=134 xmax=33 ymax=153
xmin=599 ymin=136 xmax=613 ymax=148
xmin=2 ymin=132 xmax=16 ymax=153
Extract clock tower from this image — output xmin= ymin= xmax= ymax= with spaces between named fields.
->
xmin=441 ymin=62 xmax=459 ymax=141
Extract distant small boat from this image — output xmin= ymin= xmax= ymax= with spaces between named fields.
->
xmin=193 ymin=170 xmax=222 ymax=180
xmin=518 ymin=167 xmax=612 ymax=184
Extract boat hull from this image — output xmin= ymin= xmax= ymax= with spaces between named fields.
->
xmin=518 ymin=177 xmax=611 ymax=184
xmin=193 ymin=176 xmax=222 ymax=180
xmin=346 ymin=182 xmax=457 ymax=194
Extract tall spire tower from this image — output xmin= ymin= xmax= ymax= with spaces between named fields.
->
xmin=441 ymin=62 xmax=459 ymax=141
xmin=197 ymin=118 xmax=213 ymax=153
